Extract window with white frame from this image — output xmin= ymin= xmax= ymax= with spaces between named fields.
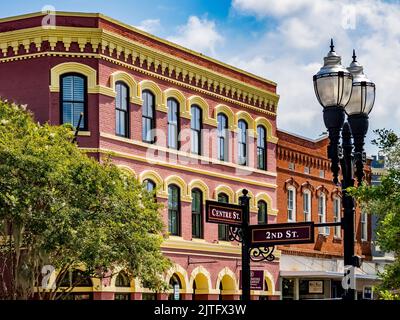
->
xmin=289 ymin=162 xmax=295 ymax=171
xmin=361 ymin=212 xmax=368 ymax=241
xmin=333 ymin=196 xmax=341 ymax=238
xmin=304 ymin=166 xmax=310 ymax=174
xmin=318 ymin=193 xmax=328 ymax=235
xmin=319 ymin=170 xmax=325 ymax=178
xmin=303 ymin=190 xmax=311 ymax=222
xmin=287 ymin=187 xmax=296 ymax=222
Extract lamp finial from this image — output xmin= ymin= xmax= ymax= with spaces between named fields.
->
xmin=330 ymin=38 xmax=334 ymax=52
xmin=352 ymin=49 xmax=357 ymax=62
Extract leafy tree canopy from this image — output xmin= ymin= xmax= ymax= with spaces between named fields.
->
xmin=350 ymin=128 xmax=400 ymax=299
xmin=0 ymin=100 xmax=171 ymax=299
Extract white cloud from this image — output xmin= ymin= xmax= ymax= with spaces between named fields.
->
xmin=230 ymin=0 xmax=400 ymax=155
xmin=167 ymin=16 xmax=224 ymax=56
xmin=134 ymin=19 xmax=161 ymax=34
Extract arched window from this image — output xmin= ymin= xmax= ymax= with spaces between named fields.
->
xmin=287 ymin=186 xmax=296 ymax=222
xmin=333 ymin=196 xmax=341 ymax=238
xmin=61 ymin=73 xmax=87 ymax=129
xmin=318 ymin=193 xmax=328 ymax=235
xmin=59 ymin=269 xmax=92 ymax=288
xmin=257 ymin=125 xmax=267 ymax=170
xmin=144 ymin=179 xmax=156 ymax=193
xmin=191 ymin=105 xmax=202 ymax=155
xmin=303 ymin=190 xmax=311 ymax=222
xmin=168 ymin=185 xmax=180 ymax=236
xmin=168 ymin=98 xmax=180 ymax=149
xmin=142 ymin=90 xmax=156 ymax=143
xmin=169 ymin=274 xmax=182 ymax=300
xmin=218 ymin=193 xmax=229 ymax=241
xmin=115 ymin=82 xmax=129 ymax=137
xmin=115 ymin=272 xmax=130 ymax=287
xmin=258 ymin=200 xmax=268 ymax=225
xmin=191 ymin=188 xmax=203 ymax=239
xmin=217 ymin=113 xmax=229 ymax=161
xmin=238 ymin=120 xmax=248 ymax=165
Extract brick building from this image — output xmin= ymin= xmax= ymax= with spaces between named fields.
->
xmin=0 ymin=11 xmax=281 ymax=300
xmin=276 ymin=129 xmax=378 ymax=299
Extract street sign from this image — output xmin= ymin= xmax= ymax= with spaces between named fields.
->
xmin=249 ymin=222 xmax=314 ymax=246
xmin=239 ymin=270 xmax=264 ymax=290
xmin=205 ymin=200 xmax=243 ymax=226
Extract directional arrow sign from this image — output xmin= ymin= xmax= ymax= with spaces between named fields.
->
xmin=250 ymin=222 xmax=314 ymax=247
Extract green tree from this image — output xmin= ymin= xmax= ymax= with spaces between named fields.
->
xmin=350 ymin=129 xmax=400 ymax=300
xmin=0 ymin=100 xmax=171 ymax=300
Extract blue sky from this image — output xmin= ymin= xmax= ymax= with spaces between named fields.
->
xmin=1 ymin=0 xmax=400 ymax=156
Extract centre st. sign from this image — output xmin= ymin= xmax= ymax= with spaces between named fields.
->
xmin=205 ymin=200 xmax=243 ymax=226
xmin=249 ymin=222 xmax=315 ymax=247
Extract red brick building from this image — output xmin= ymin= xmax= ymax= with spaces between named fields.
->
xmin=276 ymin=129 xmax=376 ymax=300
xmin=0 ymin=11 xmax=280 ymax=300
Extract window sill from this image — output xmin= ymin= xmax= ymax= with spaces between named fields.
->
xmin=333 ymin=237 xmax=342 ymax=243
xmin=77 ymin=131 xmax=91 ymax=137
xmin=191 ymin=238 xmax=206 ymax=243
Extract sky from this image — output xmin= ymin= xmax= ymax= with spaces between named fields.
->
xmin=1 ymin=0 xmax=400 ymax=156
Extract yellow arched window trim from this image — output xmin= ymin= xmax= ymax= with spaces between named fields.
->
xmin=186 ymin=96 xmax=217 ymax=126
xmin=235 ymin=110 xmax=255 ymax=137
xmin=214 ymin=185 xmax=235 ymax=202
xmin=255 ymin=192 xmax=278 ymax=216
xmin=138 ymin=79 xmax=166 ymax=112
xmin=255 ymin=117 xmax=278 ymax=144
xmin=164 ymin=175 xmax=191 ymax=202
xmin=188 ymin=179 xmax=210 ymax=203
xmin=215 ymin=104 xmax=236 ymax=130
xmin=110 ymin=71 xmax=142 ymax=104
xmin=49 ymin=62 xmax=97 ymax=93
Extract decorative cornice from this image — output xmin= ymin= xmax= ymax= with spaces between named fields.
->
xmin=0 ymin=25 xmax=279 ymax=115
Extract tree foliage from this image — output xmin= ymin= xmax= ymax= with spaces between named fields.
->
xmin=350 ymin=128 xmax=400 ymax=299
xmin=0 ymin=100 xmax=171 ymax=300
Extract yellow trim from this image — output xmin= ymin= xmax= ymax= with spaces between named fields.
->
xmin=110 ymin=71 xmax=141 ymax=104
xmin=236 ymin=110 xmax=255 ymax=133
xmin=163 ymin=88 xmax=187 ymax=118
xmin=189 ymin=267 xmax=212 ymax=292
xmin=138 ymin=79 xmax=166 ymax=112
xmin=49 ymin=62 xmax=97 ymax=93
xmin=255 ymin=192 xmax=278 ymax=216
xmin=0 ymin=24 xmax=279 ymax=114
xmin=138 ymin=170 xmax=166 ymax=197
xmin=235 ymin=189 xmax=257 ymax=212
xmin=255 ymin=117 xmax=278 ymax=144
xmin=188 ymin=179 xmax=210 ymax=202
xmin=164 ymin=175 xmax=191 ymax=201
xmin=116 ymin=165 xmax=137 ymax=178
xmin=1 ymin=49 xmax=277 ymax=116
xmin=162 ymin=236 xmax=241 ymax=255
xmin=187 ymin=96 xmax=217 ymax=126
xmin=99 ymin=132 xmax=278 ymax=179
xmin=215 ymin=104 xmax=236 ymax=130
xmin=86 ymin=146 xmax=277 ymax=189
xmin=214 ymin=185 xmax=235 ymax=202
xmin=0 ymin=12 xmax=277 ymax=86
xmin=77 ymin=131 xmax=91 ymax=137
xmin=216 ymin=268 xmax=238 ymax=292
xmin=165 ymin=264 xmax=189 ymax=290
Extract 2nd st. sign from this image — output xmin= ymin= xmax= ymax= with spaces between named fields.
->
xmin=249 ymin=222 xmax=315 ymax=247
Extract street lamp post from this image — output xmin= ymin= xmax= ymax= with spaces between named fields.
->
xmin=313 ymin=40 xmax=375 ymax=300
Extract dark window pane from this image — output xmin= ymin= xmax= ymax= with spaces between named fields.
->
xmin=142 ymin=90 xmax=155 ymax=142
xmin=218 ymin=193 xmax=229 ymax=240
xmin=168 ymin=185 xmax=180 ymax=236
xmin=238 ymin=120 xmax=247 ymax=165
xmin=191 ymin=105 xmax=202 ymax=154
xmin=258 ymin=201 xmax=268 ymax=224
xmin=192 ymin=189 xmax=203 ymax=238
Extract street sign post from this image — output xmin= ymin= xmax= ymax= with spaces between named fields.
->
xmin=205 ymin=192 xmax=318 ymax=302
xmin=249 ymin=222 xmax=314 ymax=247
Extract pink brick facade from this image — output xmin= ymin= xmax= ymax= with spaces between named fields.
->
xmin=0 ymin=12 xmax=280 ymax=300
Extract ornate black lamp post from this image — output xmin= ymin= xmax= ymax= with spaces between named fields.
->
xmin=313 ymin=40 xmax=375 ymax=300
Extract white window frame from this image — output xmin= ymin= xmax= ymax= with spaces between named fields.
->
xmin=333 ymin=196 xmax=341 ymax=238
xmin=304 ymin=166 xmax=310 ymax=174
xmin=361 ymin=212 xmax=368 ymax=241
xmin=303 ymin=190 xmax=311 ymax=222
xmin=319 ymin=170 xmax=325 ymax=178
xmin=318 ymin=193 xmax=329 ymax=235
xmin=287 ymin=186 xmax=296 ymax=222
xmin=289 ymin=162 xmax=295 ymax=171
